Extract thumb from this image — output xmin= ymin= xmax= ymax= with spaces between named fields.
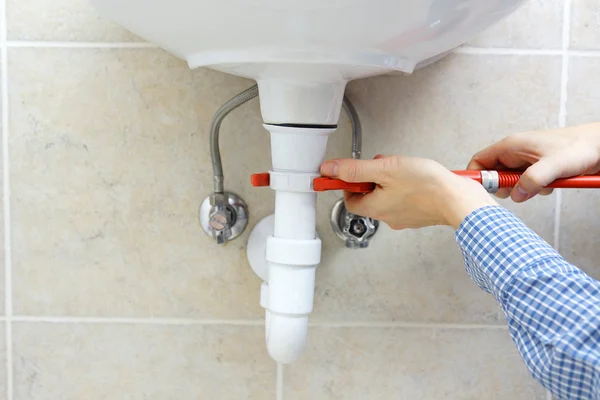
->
xmin=512 ymin=157 xmax=561 ymax=202
xmin=320 ymin=158 xmax=385 ymax=182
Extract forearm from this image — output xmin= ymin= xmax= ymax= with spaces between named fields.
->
xmin=456 ymin=206 xmax=559 ymax=300
xmin=456 ymin=206 xmax=600 ymax=398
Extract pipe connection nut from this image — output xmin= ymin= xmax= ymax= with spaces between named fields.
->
xmin=264 ymin=236 xmax=321 ymax=316
xmin=266 ymin=236 xmax=322 ymax=266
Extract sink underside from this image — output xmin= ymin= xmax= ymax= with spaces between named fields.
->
xmin=91 ymin=0 xmax=525 ymax=79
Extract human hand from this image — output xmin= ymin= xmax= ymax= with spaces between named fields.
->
xmin=320 ymin=155 xmax=497 ymax=230
xmin=468 ymin=122 xmax=600 ymax=202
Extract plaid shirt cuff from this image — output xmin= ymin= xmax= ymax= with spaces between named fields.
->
xmin=454 ymin=206 xmax=561 ymax=303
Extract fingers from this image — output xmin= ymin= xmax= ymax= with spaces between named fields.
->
xmin=466 ymin=158 xmax=487 ymax=171
xmin=495 ymin=188 xmax=512 ymax=199
xmin=320 ymin=158 xmax=387 ymax=183
xmin=468 ymin=140 xmax=511 ymax=171
xmin=511 ymin=156 xmax=561 ymax=202
xmin=468 ymin=150 xmax=512 ymax=199
xmin=343 ymin=155 xmax=385 ymax=216
xmin=500 ymin=187 xmax=552 ymax=201
xmin=469 ymin=135 xmax=543 ymax=201
xmin=468 ymin=134 xmax=537 ymax=171
xmin=342 ymin=156 xmax=384 ymax=216
xmin=344 ymin=191 xmax=379 ymax=218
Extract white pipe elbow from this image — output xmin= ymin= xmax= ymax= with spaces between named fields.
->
xmin=261 ymin=265 xmax=315 ymax=364
xmin=260 ymin=235 xmax=320 ymax=364
xmin=265 ymin=310 xmax=308 ymax=364
xmin=260 ymin=283 xmax=309 ymax=364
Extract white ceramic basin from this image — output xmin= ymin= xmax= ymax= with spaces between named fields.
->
xmin=90 ymin=0 xmax=525 ymax=124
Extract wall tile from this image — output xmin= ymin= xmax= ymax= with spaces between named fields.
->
xmin=0 ymin=324 xmax=6 ymax=396
xmin=312 ymin=54 xmax=561 ymax=324
xmin=7 ymin=0 xmax=142 ymax=42
xmin=560 ymin=57 xmax=600 ymax=278
xmin=285 ymin=326 xmax=545 ymax=399
xmin=13 ymin=322 xmax=274 ymax=399
xmin=565 ymin=57 xmax=600 ymax=125
xmin=570 ymin=0 xmax=600 ymax=50
xmin=1 ymin=0 xmax=582 ymax=397
xmin=470 ymin=0 xmax=563 ymax=49
xmin=9 ymin=48 xmax=271 ymax=318
xmin=560 ymin=189 xmax=600 ymax=279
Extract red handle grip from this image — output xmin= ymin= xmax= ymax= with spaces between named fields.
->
xmin=453 ymin=170 xmax=600 ymax=189
xmin=312 ymin=177 xmax=375 ymax=193
xmin=452 ymin=170 xmax=482 ymax=182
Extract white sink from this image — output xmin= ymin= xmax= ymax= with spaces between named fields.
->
xmin=90 ymin=0 xmax=525 ymax=124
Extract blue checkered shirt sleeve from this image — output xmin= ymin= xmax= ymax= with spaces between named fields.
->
xmin=455 ymin=206 xmax=600 ymax=399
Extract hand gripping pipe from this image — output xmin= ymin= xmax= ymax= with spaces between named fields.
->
xmin=209 ymin=84 xmax=362 ymax=194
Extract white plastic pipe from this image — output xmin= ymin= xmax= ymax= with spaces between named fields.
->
xmin=273 ymin=192 xmax=316 ymax=240
xmin=262 ymin=124 xmax=335 ymax=364
xmin=257 ymin=74 xmax=347 ymax=125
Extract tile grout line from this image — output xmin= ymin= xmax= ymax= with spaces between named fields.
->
xmin=569 ymin=50 xmax=600 ymax=57
xmin=457 ymin=47 xmax=600 ymax=57
xmin=1 ymin=315 xmax=510 ymax=329
xmin=549 ymin=2 xmax=572 ymax=400
xmin=553 ymin=190 xmax=562 ymax=252
xmin=11 ymin=316 xmax=265 ymax=325
xmin=554 ymin=0 xmax=572 ymax=266
xmin=559 ymin=0 xmax=572 ymax=130
xmin=554 ymin=36 xmax=566 ymax=252
xmin=310 ymin=321 xmax=508 ymax=329
xmin=455 ymin=46 xmax=564 ymax=56
xmin=276 ymin=363 xmax=283 ymax=400
xmin=0 ymin=0 xmax=12 ymax=397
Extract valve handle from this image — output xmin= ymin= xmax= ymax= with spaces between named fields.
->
xmin=250 ymin=173 xmax=376 ymax=193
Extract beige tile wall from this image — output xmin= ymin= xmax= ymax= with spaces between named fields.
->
xmin=0 ymin=0 xmax=595 ymax=399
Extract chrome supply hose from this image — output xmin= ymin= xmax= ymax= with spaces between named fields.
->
xmin=210 ymin=84 xmax=260 ymax=193
xmin=342 ymin=95 xmax=362 ymax=160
